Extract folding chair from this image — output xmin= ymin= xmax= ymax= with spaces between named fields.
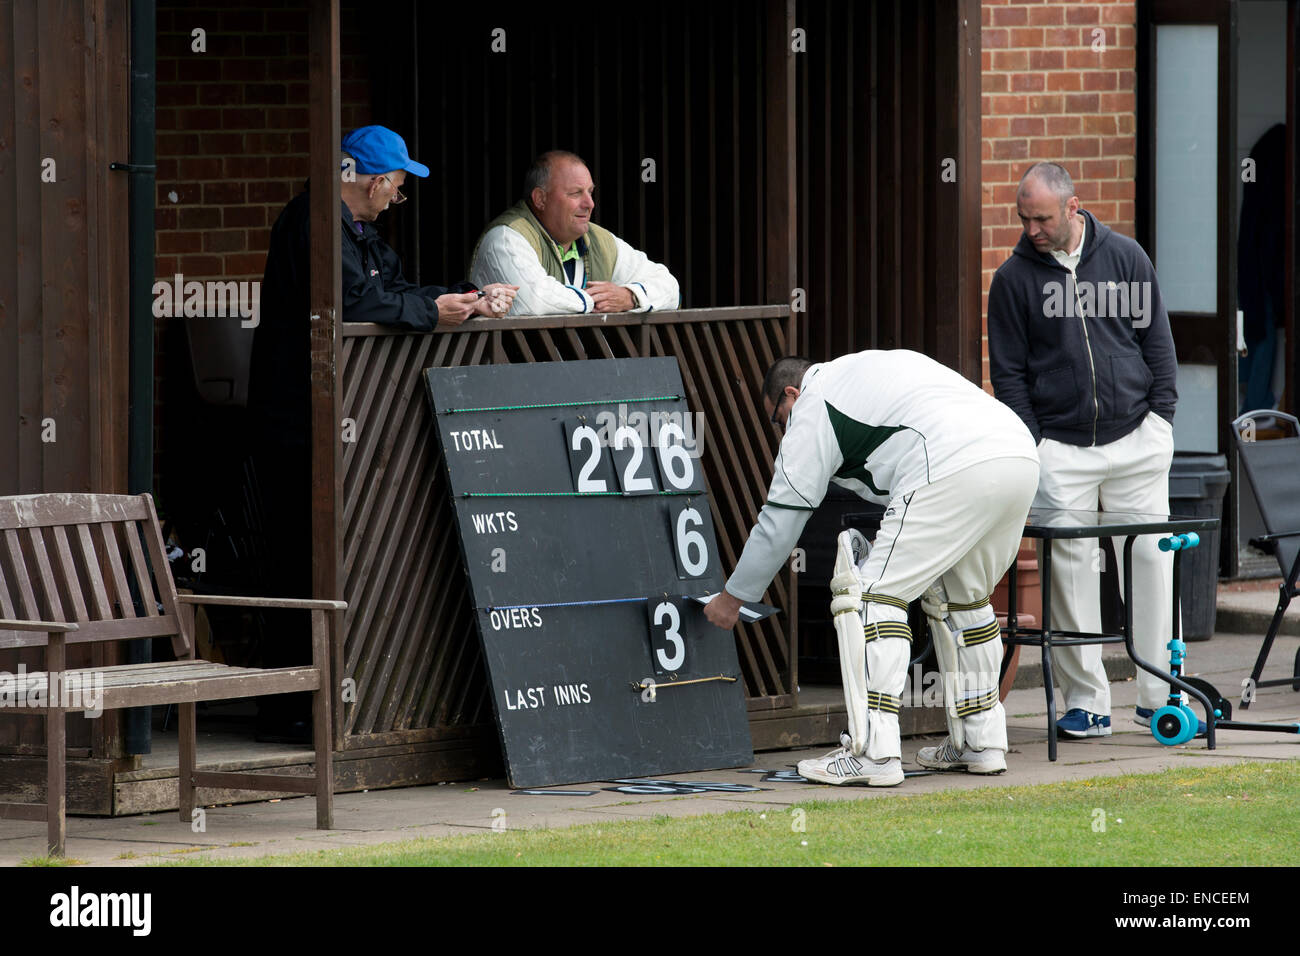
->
xmin=1230 ymin=409 xmax=1300 ymax=708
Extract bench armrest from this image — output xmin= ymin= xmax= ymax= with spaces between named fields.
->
xmin=175 ymin=594 xmax=347 ymax=612
xmin=0 ymin=619 xmax=79 ymax=632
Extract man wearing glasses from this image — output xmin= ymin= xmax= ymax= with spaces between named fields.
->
xmin=248 ymin=125 xmax=515 ymax=742
xmin=704 ymin=350 xmax=1039 ymax=786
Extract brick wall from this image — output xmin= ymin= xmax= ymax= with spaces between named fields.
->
xmin=980 ymin=0 xmax=1138 ymax=385
xmin=154 ymin=1 xmax=371 ymax=284
xmin=152 ymin=1 xmax=371 ymax=486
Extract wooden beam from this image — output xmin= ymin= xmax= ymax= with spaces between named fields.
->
xmin=308 ymin=0 xmax=342 ymax=612
xmin=764 ymin=0 xmax=797 ymax=352
xmin=953 ymin=0 xmax=983 ymax=382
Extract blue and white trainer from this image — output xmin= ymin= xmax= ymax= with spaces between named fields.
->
xmin=1135 ymin=706 xmax=1207 ymax=738
xmin=1056 ymin=708 xmax=1112 ymax=738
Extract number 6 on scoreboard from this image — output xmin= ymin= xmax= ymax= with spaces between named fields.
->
xmin=647 ymin=597 xmax=688 ymax=674
xmin=654 ymin=421 xmax=698 ymax=491
xmin=668 ymin=500 xmax=716 ymax=579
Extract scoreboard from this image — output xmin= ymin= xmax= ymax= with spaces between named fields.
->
xmin=425 ymin=358 xmax=754 ymax=788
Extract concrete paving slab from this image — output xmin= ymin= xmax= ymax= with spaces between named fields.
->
xmin=1216 ymin=579 xmax=1299 ymax=636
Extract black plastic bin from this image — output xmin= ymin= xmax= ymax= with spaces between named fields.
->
xmin=1168 ymin=453 xmax=1231 ymax=640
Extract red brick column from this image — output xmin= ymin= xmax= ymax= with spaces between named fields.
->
xmin=980 ymin=0 xmax=1138 ymax=386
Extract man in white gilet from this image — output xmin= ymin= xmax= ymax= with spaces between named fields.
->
xmin=705 ymin=350 xmax=1039 ymax=785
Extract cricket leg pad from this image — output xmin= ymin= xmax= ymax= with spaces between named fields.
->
xmin=948 ymin=598 xmax=1008 ymax=754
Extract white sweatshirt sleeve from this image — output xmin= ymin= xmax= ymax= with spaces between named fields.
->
xmin=610 ymin=234 xmax=681 ymax=312
xmin=723 ymin=396 xmax=844 ymax=602
xmin=470 ymin=225 xmax=595 ymax=316
xmin=724 ymin=504 xmax=816 ymax=603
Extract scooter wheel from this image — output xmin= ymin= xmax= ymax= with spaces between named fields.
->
xmin=1152 ymin=705 xmax=1195 ymax=746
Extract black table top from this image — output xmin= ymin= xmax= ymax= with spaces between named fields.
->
xmin=1023 ymin=508 xmax=1221 ymax=539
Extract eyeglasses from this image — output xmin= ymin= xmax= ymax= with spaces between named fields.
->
xmin=377 ymin=174 xmax=407 ymax=205
xmin=770 ymin=392 xmax=788 ymax=428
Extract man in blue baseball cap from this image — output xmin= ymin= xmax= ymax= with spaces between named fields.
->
xmin=247 ymin=125 xmax=515 ymax=742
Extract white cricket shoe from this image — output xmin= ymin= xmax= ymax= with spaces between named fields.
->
xmin=914 ymin=737 xmax=1007 ymax=774
xmin=797 ymin=733 xmax=904 ymax=787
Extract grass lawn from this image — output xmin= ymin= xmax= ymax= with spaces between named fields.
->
xmin=160 ymin=759 xmax=1300 ymax=867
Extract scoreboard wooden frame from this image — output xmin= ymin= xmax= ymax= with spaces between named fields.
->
xmin=425 ymin=358 xmax=754 ymax=788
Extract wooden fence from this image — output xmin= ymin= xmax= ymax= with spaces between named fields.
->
xmin=335 ymin=306 xmax=797 ymax=755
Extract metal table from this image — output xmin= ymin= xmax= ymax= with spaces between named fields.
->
xmin=1004 ymin=508 xmax=1220 ymax=760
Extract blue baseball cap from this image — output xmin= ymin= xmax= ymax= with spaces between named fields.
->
xmin=341 ymin=125 xmax=430 ymax=178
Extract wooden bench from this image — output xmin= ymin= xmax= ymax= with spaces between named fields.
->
xmin=0 ymin=493 xmax=344 ymax=856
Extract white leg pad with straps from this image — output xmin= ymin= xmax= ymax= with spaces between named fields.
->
xmin=830 ymin=530 xmax=869 ymax=755
xmin=923 ymin=583 xmax=1007 ymax=753
xmin=949 ymin=602 xmax=1007 ymax=753
xmin=862 ymin=601 xmax=910 ymax=762
xmin=922 ymin=584 xmax=965 ymax=751
xmin=829 ymin=530 xmax=910 ymax=761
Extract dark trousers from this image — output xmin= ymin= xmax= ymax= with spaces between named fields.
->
xmin=253 ymin=439 xmax=312 ymax=726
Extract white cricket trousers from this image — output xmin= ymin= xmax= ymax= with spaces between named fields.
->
xmin=1033 ymin=411 xmax=1177 ymax=713
xmin=856 ymin=455 xmax=1040 ymax=759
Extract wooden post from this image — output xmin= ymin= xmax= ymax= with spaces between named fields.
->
xmin=311 ymin=608 xmax=334 ymax=828
xmin=933 ymin=0 xmax=983 ymax=383
xmin=309 ymin=0 xmax=342 ymax=746
xmin=765 ymin=0 xmax=797 ymax=354
xmin=46 ymin=633 xmax=66 ymax=856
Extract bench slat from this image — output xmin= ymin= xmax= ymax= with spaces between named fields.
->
xmin=6 ymin=664 xmax=321 ymax=708
xmin=0 ymin=494 xmax=151 ymax=530
xmin=123 ymin=521 xmax=158 ymax=617
xmin=98 ymin=522 xmax=135 ymax=619
xmin=4 ymin=529 xmax=40 ymax=620
xmin=0 ymin=557 xmax=17 ymax=619
xmin=28 ymin=527 xmax=67 ymax=622
xmin=0 ymin=614 xmax=180 ymax=649
xmin=97 ymin=664 xmax=239 ymax=685
xmin=99 ymin=669 xmax=322 ymax=708
xmin=50 ymin=526 xmax=88 ymax=621
xmin=140 ymin=499 xmax=185 ymax=644
xmin=75 ymin=524 xmax=113 ymax=619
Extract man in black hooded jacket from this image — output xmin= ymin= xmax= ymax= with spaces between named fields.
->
xmin=988 ymin=161 xmax=1184 ymax=742
xmin=246 ymin=125 xmax=515 ymax=740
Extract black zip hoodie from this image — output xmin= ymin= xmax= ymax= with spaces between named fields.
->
xmin=987 ymin=209 xmax=1177 ymax=447
xmin=249 ymin=185 xmax=476 ymax=441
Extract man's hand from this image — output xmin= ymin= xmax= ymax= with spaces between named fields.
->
xmin=703 ymin=589 xmax=745 ymax=631
xmin=587 ymin=281 xmax=636 ymax=313
xmin=473 ymin=283 xmax=519 ymax=318
xmin=434 ymin=291 xmax=481 ymax=327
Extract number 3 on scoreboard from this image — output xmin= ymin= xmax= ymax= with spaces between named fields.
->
xmin=647 ymin=597 xmax=688 ymax=674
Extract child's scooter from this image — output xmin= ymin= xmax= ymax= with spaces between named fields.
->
xmin=1141 ymin=532 xmax=1300 ymax=746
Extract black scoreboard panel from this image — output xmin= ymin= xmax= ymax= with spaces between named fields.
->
xmin=425 ymin=358 xmax=754 ymax=788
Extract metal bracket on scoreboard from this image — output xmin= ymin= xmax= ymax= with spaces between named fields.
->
xmin=631 ymin=674 xmax=739 ymax=701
